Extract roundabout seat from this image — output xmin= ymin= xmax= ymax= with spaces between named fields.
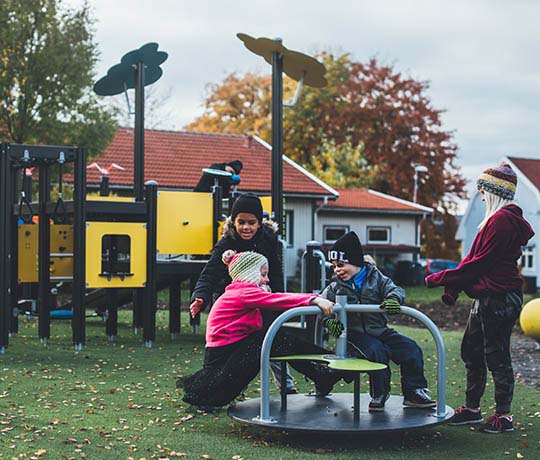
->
xmin=228 ymin=303 xmax=454 ymax=433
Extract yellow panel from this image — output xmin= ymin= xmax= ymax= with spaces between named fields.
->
xmin=85 ymin=222 xmax=147 ymax=288
xmin=49 ymin=225 xmax=74 ymax=280
xmin=18 ymin=224 xmax=74 ymax=283
xmin=217 ymin=220 xmax=225 ymax=240
xmin=157 ymin=191 xmax=213 ymax=255
xmin=260 ymin=196 xmax=272 ymax=215
xmin=18 ymin=225 xmax=38 ymax=283
xmin=86 ymin=195 xmax=135 ymax=202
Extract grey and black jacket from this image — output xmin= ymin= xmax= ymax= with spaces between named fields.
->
xmin=320 ymin=263 xmax=405 ymax=337
xmin=191 ymin=217 xmax=284 ymax=310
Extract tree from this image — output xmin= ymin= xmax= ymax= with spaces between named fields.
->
xmin=110 ymin=84 xmax=174 ymax=130
xmin=186 ymin=71 xmax=298 ymax=141
xmin=0 ymin=0 xmax=116 ymax=155
xmin=186 ymin=53 xmax=466 ymax=257
xmin=310 ymin=135 xmax=379 ymax=189
xmin=421 ymin=210 xmax=461 ymax=260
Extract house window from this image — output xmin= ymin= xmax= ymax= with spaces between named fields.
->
xmin=521 ymin=246 xmax=535 ymax=270
xmin=367 ymin=226 xmax=391 ymax=244
xmin=324 ymin=225 xmax=349 ymax=244
xmin=284 ymin=210 xmax=294 ymax=247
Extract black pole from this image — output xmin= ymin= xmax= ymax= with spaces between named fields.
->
xmin=132 ymin=290 xmax=144 ymax=333
xmin=72 ymin=148 xmax=87 ymax=349
xmin=22 ymin=168 xmax=32 ymax=201
xmin=271 ymin=46 xmax=284 ymax=238
xmin=37 ymin=163 xmax=51 ymax=343
xmin=105 ymin=288 xmax=118 ymax=340
xmin=143 ymin=181 xmax=158 ymax=347
xmin=0 ymin=144 xmax=11 ymax=351
xmin=212 ymin=184 xmax=223 ymax=246
xmin=169 ymin=278 xmax=181 ymax=338
xmin=100 ymin=174 xmax=109 ymax=196
xmin=134 ymin=62 xmax=145 ymax=201
xmin=304 ymin=241 xmax=322 ymax=340
xmin=10 ymin=165 xmax=19 ymax=335
xmin=189 ymin=275 xmax=200 ymax=333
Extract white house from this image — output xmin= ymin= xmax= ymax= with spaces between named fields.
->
xmin=456 ymin=156 xmax=539 ymax=291
xmin=92 ymin=128 xmax=433 ymax=279
xmin=315 ymin=188 xmax=433 ymax=268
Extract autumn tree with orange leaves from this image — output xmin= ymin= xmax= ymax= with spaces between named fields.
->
xmin=187 ymin=53 xmax=466 ymax=258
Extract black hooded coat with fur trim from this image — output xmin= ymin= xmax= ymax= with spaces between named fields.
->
xmin=190 ymin=217 xmax=284 ymax=310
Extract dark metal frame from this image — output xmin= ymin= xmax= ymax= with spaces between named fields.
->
xmin=271 ymin=50 xmax=284 ymax=238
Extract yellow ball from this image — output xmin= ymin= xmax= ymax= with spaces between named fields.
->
xmin=520 ymin=298 xmax=540 ymax=340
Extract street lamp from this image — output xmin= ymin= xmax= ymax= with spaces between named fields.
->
xmin=413 ymin=165 xmax=428 ymax=203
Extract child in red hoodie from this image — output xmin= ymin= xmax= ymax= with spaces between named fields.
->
xmin=426 ymin=163 xmax=534 ymax=433
xmin=179 ymin=250 xmax=347 ymax=408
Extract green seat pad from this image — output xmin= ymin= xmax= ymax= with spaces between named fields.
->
xmin=326 ymin=359 xmax=386 ymax=371
xmin=271 ymin=354 xmax=386 ymax=371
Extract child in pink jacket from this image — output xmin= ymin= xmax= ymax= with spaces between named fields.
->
xmin=178 ymin=250 xmax=346 ymax=408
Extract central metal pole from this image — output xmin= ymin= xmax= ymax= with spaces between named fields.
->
xmin=271 ymin=45 xmax=284 ymax=237
xmin=134 ymin=62 xmax=145 ymax=201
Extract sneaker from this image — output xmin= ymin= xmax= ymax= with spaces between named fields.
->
xmin=448 ymin=406 xmax=483 ymax=425
xmin=403 ymin=388 xmax=436 ymax=408
xmin=313 ymin=373 xmax=339 ymax=397
xmin=369 ymin=393 xmax=390 ymax=412
xmin=479 ymin=413 xmax=514 ymax=433
xmin=286 ymin=387 xmax=298 ymax=395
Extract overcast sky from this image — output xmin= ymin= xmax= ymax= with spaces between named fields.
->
xmin=72 ymin=0 xmax=540 ymax=206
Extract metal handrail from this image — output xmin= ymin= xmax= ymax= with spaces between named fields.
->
xmin=257 ymin=303 xmax=448 ymax=422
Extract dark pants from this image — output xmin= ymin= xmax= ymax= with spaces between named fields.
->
xmin=462 ymin=291 xmax=522 ymax=414
xmin=182 ymin=329 xmax=332 ymax=407
xmin=347 ymin=328 xmax=428 ymax=397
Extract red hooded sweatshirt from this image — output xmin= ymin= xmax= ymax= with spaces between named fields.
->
xmin=426 ymin=204 xmax=534 ymax=302
xmin=205 ymin=281 xmax=316 ymax=348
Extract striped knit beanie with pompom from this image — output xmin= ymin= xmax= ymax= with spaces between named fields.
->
xmin=477 ymin=163 xmax=517 ymax=200
xmin=222 ymin=250 xmax=268 ymax=284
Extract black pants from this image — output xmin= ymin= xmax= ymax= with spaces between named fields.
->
xmin=462 ymin=291 xmax=522 ymax=414
xmin=347 ymin=328 xmax=428 ymax=397
xmin=182 ymin=329 xmax=332 ymax=407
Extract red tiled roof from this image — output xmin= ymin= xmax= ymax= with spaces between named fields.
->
xmin=84 ymin=128 xmax=335 ymax=197
xmin=508 ymin=156 xmax=540 ymax=189
xmin=323 ymin=188 xmax=432 ymax=213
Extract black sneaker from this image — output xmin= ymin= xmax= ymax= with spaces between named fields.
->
xmin=403 ymin=388 xmax=436 ymax=408
xmin=286 ymin=387 xmax=299 ymax=395
xmin=479 ymin=413 xmax=514 ymax=433
xmin=369 ymin=393 xmax=390 ymax=412
xmin=313 ymin=371 xmax=341 ymax=397
xmin=448 ymin=406 xmax=483 ymax=425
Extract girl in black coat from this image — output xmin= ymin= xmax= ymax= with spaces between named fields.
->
xmin=190 ymin=193 xmax=283 ymax=313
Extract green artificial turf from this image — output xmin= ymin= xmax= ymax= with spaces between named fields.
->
xmin=0 ymin=311 xmax=538 ymax=459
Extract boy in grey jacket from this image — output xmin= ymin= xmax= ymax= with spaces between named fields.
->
xmin=321 ymin=231 xmax=435 ymax=412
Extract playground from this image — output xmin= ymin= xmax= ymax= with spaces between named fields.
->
xmin=1 ymin=308 xmax=539 ymax=459
xmin=1 ymin=30 xmax=540 ymax=458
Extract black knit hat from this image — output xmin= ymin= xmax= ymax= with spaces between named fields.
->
xmin=231 ymin=193 xmax=263 ymax=222
xmin=328 ymin=231 xmax=364 ymax=267
xmin=226 ymin=160 xmax=243 ymax=175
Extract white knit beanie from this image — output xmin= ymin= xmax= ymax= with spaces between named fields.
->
xmin=222 ymin=250 xmax=268 ymax=284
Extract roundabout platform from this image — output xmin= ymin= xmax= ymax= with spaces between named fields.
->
xmin=228 ymin=393 xmax=454 ymax=433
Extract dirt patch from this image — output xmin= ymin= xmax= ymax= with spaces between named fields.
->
xmin=511 ymin=337 xmax=540 ymax=388
xmin=391 ymin=301 xmax=540 ymax=388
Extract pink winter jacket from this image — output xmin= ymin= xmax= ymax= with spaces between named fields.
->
xmin=205 ymin=281 xmax=316 ymax=348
